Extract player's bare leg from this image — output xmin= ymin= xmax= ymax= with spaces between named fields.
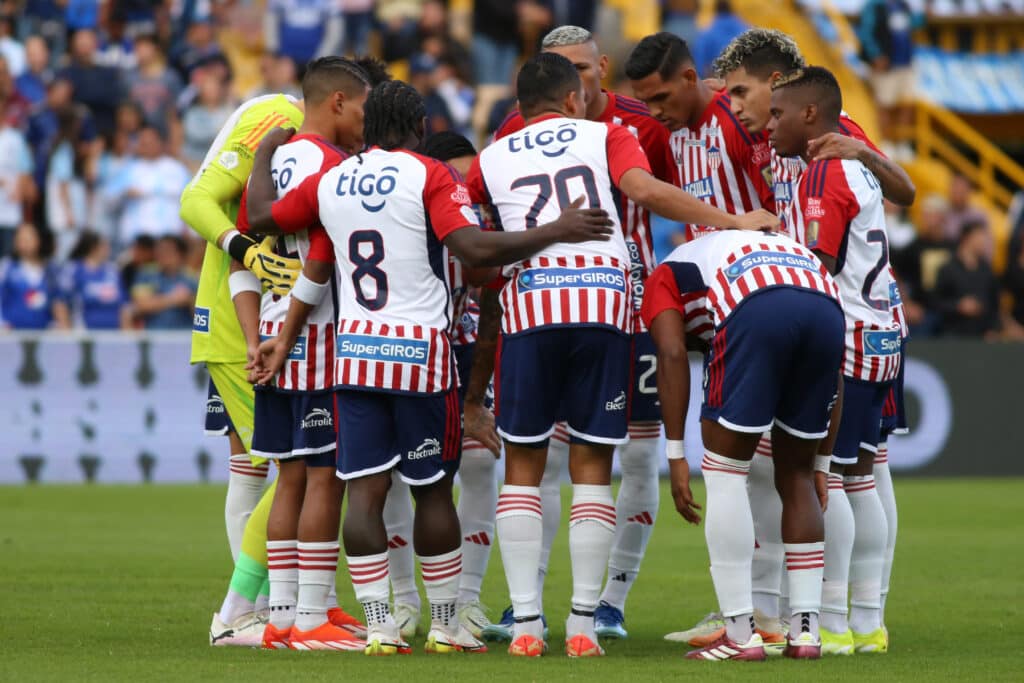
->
xmin=263 ymin=459 xmax=305 ymax=647
xmin=844 ymin=448 xmax=888 ymax=652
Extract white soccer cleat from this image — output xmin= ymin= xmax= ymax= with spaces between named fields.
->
xmin=663 ymin=612 xmax=724 ymax=644
xmin=364 ymin=623 xmax=412 ymax=656
xmin=457 ymin=601 xmax=494 ymax=639
xmin=393 ymin=602 xmax=421 ymax=640
xmin=209 ymin=611 xmax=266 ymax=647
xmin=425 ymin=623 xmax=489 ymax=653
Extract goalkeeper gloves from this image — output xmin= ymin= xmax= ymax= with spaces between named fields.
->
xmin=224 ymin=232 xmax=299 ymax=296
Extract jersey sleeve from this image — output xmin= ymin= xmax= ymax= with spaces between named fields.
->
xmin=493 ymin=110 xmax=526 ymax=140
xmin=802 ymin=160 xmax=858 ymax=258
xmin=306 ymin=224 xmax=334 ymax=263
xmin=269 ymin=172 xmax=324 ymax=234
xmin=838 ymin=115 xmax=884 ymax=156
xmin=606 ymin=123 xmax=653 ymax=186
xmin=465 ymin=155 xmax=491 ymax=206
xmin=638 ymin=118 xmax=673 ymax=184
xmin=724 ymin=122 xmax=774 ymax=211
xmin=424 ymin=160 xmax=479 ymax=241
xmin=640 ymin=263 xmax=686 ymax=328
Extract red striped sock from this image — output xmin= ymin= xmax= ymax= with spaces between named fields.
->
xmin=295 ymin=541 xmax=339 ymax=631
xmin=568 ymin=484 xmax=615 ymax=619
xmin=346 ymin=551 xmax=391 ymax=627
xmin=420 ymin=548 xmax=462 ymax=627
xmin=784 ymin=541 xmax=825 ymax=617
xmin=496 ymin=486 xmax=543 ymax=621
xmin=267 ymin=539 xmax=298 ymax=629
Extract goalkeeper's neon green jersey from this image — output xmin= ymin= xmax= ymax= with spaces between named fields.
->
xmin=179 ymin=94 xmax=304 ymax=364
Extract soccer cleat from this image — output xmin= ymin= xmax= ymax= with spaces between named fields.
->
xmin=783 ymin=631 xmax=822 ymax=659
xmin=209 ymin=611 xmax=265 ymax=647
xmin=363 ymin=624 xmax=412 ymax=656
xmin=685 ymin=632 xmax=766 ymax=661
xmin=757 ymin=629 xmax=786 ymax=657
xmin=508 ymin=633 xmax=546 ymax=657
xmin=393 ymin=602 xmax=421 ymax=640
xmin=565 ymin=632 xmax=605 ymax=658
xmin=328 ymin=606 xmax=367 ymax=639
xmin=594 ymin=601 xmax=628 ymax=640
xmin=664 ymin=612 xmax=725 ymax=645
xmin=457 ymin=601 xmax=494 ymax=639
xmin=261 ymin=623 xmax=292 ymax=650
xmin=820 ymin=627 xmax=855 ymax=655
xmin=853 ymin=627 xmax=889 ymax=654
xmin=425 ymin=624 xmax=489 ymax=654
xmin=288 ymin=622 xmax=366 ymax=651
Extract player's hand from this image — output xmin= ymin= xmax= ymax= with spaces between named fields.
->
xmin=464 ymin=401 xmax=501 ymax=457
xmin=807 ymin=133 xmax=868 ymax=163
xmin=733 ymin=209 xmax=780 ymax=232
xmin=243 ymin=236 xmax=301 ymax=296
xmin=245 ymin=343 xmax=263 ymax=383
xmin=254 ymin=336 xmax=289 ymax=385
xmin=815 ymin=470 xmax=829 ymax=511
xmin=547 ymin=196 xmax=614 ymax=243
xmin=669 ymin=458 xmax=702 ymax=525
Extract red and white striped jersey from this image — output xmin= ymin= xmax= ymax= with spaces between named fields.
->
xmin=667 ymin=90 xmax=773 ymax=242
xmin=467 ymin=114 xmax=651 ymax=336
xmin=447 ymin=255 xmax=479 ymax=347
xmin=640 ymin=230 xmax=840 ymax=340
xmin=493 ymin=93 xmax=673 ymax=333
xmin=236 ymin=133 xmax=344 ymax=392
xmin=800 ymin=158 xmax=901 ymax=382
xmin=269 ymin=147 xmax=477 ymax=395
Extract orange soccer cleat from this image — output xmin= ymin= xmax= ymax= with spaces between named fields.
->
xmin=508 ymin=633 xmax=546 ymax=657
xmin=261 ymin=623 xmax=292 ymax=650
xmin=328 ymin=606 xmax=368 ymax=639
xmin=565 ymin=633 xmax=605 ymax=658
xmin=288 ymin=621 xmax=366 ymax=651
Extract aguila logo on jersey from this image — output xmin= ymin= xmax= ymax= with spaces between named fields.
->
xmin=517 ymin=267 xmax=626 ymax=292
xmin=506 ymin=122 xmax=577 ymax=158
xmin=193 ymin=307 xmax=210 ymax=333
xmin=335 ymin=165 xmax=399 ymax=212
xmin=706 ymin=146 xmax=722 ymax=172
xmin=724 ymin=250 xmax=819 ymax=283
xmin=336 ymin=334 xmax=429 ymax=364
xmin=605 ymin=391 xmax=627 ymax=411
xmin=407 ymin=437 xmax=442 ymax=460
xmin=683 ymin=178 xmax=713 ymax=199
xmin=804 ymin=197 xmax=825 ymax=219
xmin=301 ymin=408 xmax=333 ymax=429
xmin=862 ymin=329 xmax=901 ymax=356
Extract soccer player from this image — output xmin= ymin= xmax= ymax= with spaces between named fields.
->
xmin=767 ymin=66 xmax=901 ymax=655
xmin=465 ymin=52 xmax=777 ymax=658
xmin=245 ymin=79 xmax=618 ymax=655
xmin=642 ymin=228 xmax=844 ymax=661
xmin=625 ymin=32 xmax=774 ymax=242
xmin=485 ymin=25 xmax=674 ymax=641
xmin=230 ymin=56 xmax=371 ymax=652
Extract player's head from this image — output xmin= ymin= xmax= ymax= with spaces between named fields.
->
xmin=516 ymin=52 xmax=585 ymax=120
xmin=421 ymin=130 xmax=476 ymax=177
xmin=714 ymin=28 xmax=805 ymax=134
xmin=363 ymin=79 xmax=427 ymax=151
xmin=766 ymin=66 xmax=842 ymax=158
xmin=302 ymin=56 xmax=371 ymax=152
xmin=352 ymin=55 xmax=392 ymax=87
xmin=625 ymin=32 xmax=700 ymax=132
xmin=541 ymin=26 xmax=607 ymax=115
xmin=155 ymin=234 xmax=188 ymax=273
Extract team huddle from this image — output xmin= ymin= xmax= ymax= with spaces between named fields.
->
xmin=181 ymin=25 xmax=913 ymax=660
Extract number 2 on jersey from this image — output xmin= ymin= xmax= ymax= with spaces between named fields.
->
xmin=862 ymin=228 xmax=890 ymax=312
xmin=510 ymin=165 xmax=600 ymax=228
xmin=349 ymin=230 xmax=388 ymax=310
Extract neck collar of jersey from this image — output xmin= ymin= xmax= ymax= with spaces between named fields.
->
xmin=524 ymin=112 xmax=568 ymax=127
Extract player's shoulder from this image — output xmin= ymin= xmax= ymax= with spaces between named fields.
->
xmin=608 ymin=93 xmax=660 ymax=126
xmin=710 ymin=90 xmax=760 ymax=145
xmin=494 ymin=108 xmax=526 ymax=140
xmin=837 ymin=112 xmax=882 ymax=154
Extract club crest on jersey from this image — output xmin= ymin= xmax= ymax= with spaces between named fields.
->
xmin=862 ymin=329 xmax=900 ymax=356
xmin=707 ymin=146 xmax=722 ymax=172
xmin=193 ymin=307 xmax=210 ymax=333
xmin=506 ymin=122 xmax=577 ymax=158
xmin=703 ymin=126 xmax=721 ymax=143
xmin=300 ymin=407 xmax=333 ymax=430
xmin=336 ymin=334 xmax=429 ymax=365
xmin=683 ymin=178 xmax=714 ymax=199
xmin=724 ymin=250 xmax=818 ymax=283
xmin=517 ymin=267 xmax=626 ymax=292
xmin=804 ymin=197 xmax=825 ymax=219
xmin=407 ymin=437 xmax=442 ymax=460
xmin=335 ymin=165 xmax=398 ymax=212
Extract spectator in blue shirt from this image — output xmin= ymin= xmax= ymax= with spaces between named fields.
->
xmin=264 ymin=0 xmax=343 ymax=71
xmin=130 ymin=234 xmax=197 ymax=329
xmin=859 ymin=0 xmax=925 ymax=146
xmin=0 ymin=222 xmax=68 ymax=329
xmin=693 ymin=1 xmax=750 ymax=78
xmin=15 ymin=36 xmax=52 ymax=106
xmin=60 ymin=29 xmax=122 ymax=135
xmin=61 ymin=231 xmax=130 ymax=329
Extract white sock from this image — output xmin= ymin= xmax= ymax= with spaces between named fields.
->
xmin=420 ymin=548 xmax=462 ymax=629
xmin=702 ymin=451 xmax=754 ymax=619
xmin=600 ymin=428 xmax=659 ymax=612
xmin=845 ymin=475 xmax=886 ymax=634
xmin=537 ymin=425 xmax=567 ymax=611
xmin=456 ymin=446 xmax=496 ymax=606
xmin=218 ymin=590 xmax=255 ymax=624
xmin=255 ymin=591 xmax=269 ymax=612
xmin=749 ymin=445 xmax=783 ymax=623
xmin=874 ymin=445 xmax=897 ymax=626
xmin=225 ymin=455 xmax=268 ymax=561
xmin=267 ymin=540 xmax=298 ymax=629
xmin=383 ymin=474 xmax=420 ymax=609
xmin=294 ymin=541 xmax=339 ymax=632
xmin=567 ymin=484 xmax=616 ymax=638
xmin=326 ymin=585 xmax=338 ymax=610
xmin=821 ymin=473 xmax=854 ymax=633
xmin=785 ymin=542 xmax=824 ymax=640
xmin=496 ymin=485 xmax=544 ymax=639
xmin=347 ymin=551 xmax=394 ymax=627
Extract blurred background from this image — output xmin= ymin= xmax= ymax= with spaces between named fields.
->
xmin=1 ymin=0 xmax=1022 ymax=483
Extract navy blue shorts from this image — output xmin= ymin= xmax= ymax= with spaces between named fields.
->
xmin=251 ymin=387 xmax=337 ymax=466
xmin=880 ymin=339 xmax=908 ymax=439
xmin=335 ymin=388 xmax=461 ymax=485
xmin=631 ymin=332 xmax=661 ymax=423
xmin=702 ymin=288 xmax=844 ymax=439
xmin=833 ymin=376 xmax=892 ymax=465
xmin=204 ymin=377 xmax=234 ymax=436
xmin=495 ymin=327 xmax=631 ymax=446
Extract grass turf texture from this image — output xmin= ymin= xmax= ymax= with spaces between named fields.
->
xmin=2 ymin=479 xmax=1021 ymax=681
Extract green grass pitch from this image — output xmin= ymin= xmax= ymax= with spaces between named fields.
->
xmin=2 ymin=478 xmax=1021 ymax=681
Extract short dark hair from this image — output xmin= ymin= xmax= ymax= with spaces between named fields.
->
xmin=772 ymin=66 xmax=842 ymax=124
xmin=301 ymin=56 xmax=370 ymax=105
xmin=363 ymin=80 xmax=426 ymax=150
xmin=625 ymin=32 xmax=694 ymax=81
xmin=515 ymin=52 xmax=580 ymax=117
xmin=157 ymin=234 xmax=188 ymax=256
xmin=713 ymin=28 xmax=805 ymax=80
xmin=422 ymin=131 xmax=476 ymax=162
xmin=16 ymin=223 xmax=55 ymax=261
xmin=352 ymin=55 xmax=392 ymax=87
xmin=134 ymin=234 xmax=156 ymax=250
xmin=959 ymin=220 xmax=989 ymax=247
xmin=69 ymin=230 xmax=102 ymax=261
